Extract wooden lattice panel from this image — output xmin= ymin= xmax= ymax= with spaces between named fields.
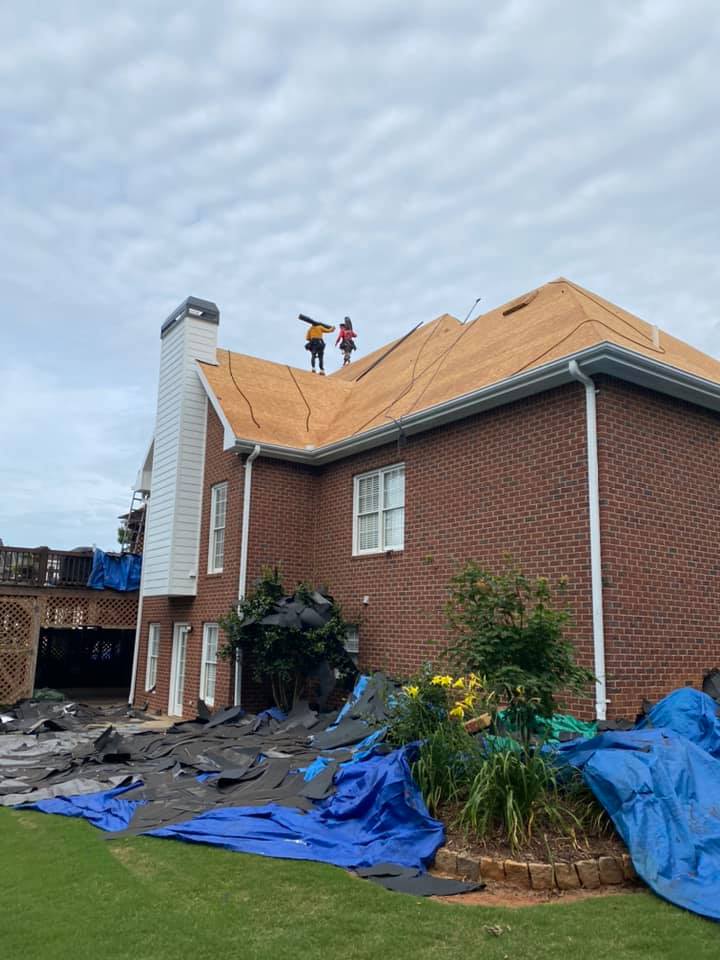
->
xmin=0 ymin=647 xmax=33 ymax=705
xmin=0 ymin=597 xmax=35 ymax=704
xmin=0 ymin=598 xmax=33 ymax=644
xmin=43 ymin=596 xmax=89 ymax=628
xmin=95 ymin=595 xmax=138 ymax=628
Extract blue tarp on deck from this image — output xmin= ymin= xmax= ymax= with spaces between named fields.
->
xmin=87 ymin=549 xmax=141 ymax=592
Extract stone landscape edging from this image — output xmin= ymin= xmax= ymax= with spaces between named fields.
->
xmin=434 ymin=847 xmax=638 ymax=890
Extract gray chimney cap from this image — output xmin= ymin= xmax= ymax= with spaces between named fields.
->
xmin=161 ymin=296 xmax=220 ymax=338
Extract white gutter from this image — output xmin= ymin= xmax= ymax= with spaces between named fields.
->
xmin=568 ymin=360 xmax=607 ymax=720
xmin=234 ymin=443 xmax=261 ymax=707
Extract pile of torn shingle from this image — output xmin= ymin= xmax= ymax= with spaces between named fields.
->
xmin=0 ymin=674 xmax=481 ymax=897
xmin=0 ymin=676 xmax=389 ymax=821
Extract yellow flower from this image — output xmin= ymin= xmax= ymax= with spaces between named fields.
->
xmin=468 ymin=674 xmax=480 ymax=689
xmin=452 ymin=677 xmax=465 ymax=689
xmin=403 ymin=685 xmax=420 ymax=698
xmin=432 ymin=675 xmax=453 ymax=687
xmin=449 ymin=704 xmax=465 ymax=720
xmin=462 ymin=694 xmax=476 ymax=709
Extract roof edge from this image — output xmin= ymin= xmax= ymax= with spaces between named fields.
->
xmin=195 ymin=361 xmax=238 ymax=451
xmin=232 ymin=343 xmax=720 ymax=465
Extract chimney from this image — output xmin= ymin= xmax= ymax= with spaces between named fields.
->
xmin=142 ymin=297 xmax=219 ymax=597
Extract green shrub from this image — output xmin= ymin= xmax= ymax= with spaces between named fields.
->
xmin=458 ymin=744 xmax=605 ymax=851
xmin=220 ymin=567 xmax=356 ymax=712
xmin=412 ymin=725 xmax=479 ymax=816
xmin=446 ymin=562 xmax=594 ymax=737
xmin=387 ymin=667 xmax=493 ymax=815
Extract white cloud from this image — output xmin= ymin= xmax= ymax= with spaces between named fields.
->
xmin=0 ymin=0 xmax=718 ymax=547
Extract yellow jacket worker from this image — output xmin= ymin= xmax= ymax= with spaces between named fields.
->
xmin=299 ymin=314 xmax=335 ymax=374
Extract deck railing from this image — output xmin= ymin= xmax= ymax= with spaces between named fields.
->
xmin=0 ymin=547 xmax=94 ymax=588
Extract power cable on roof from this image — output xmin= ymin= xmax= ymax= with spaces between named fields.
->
xmin=555 ymin=279 xmax=658 ymax=346
xmin=286 ymin=365 xmax=312 ymax=433
xmin=515 ymin=317 xmax=666 ymax=374
xmin=354 ymin=322 xmax=423 ymax=382
xmin=226 ymin=349 xmax=261 ymax=430
xmin=462 ymin=297 xmax=482 ymax=324
xmin=350 ymin=315 xmax=477 ymax=437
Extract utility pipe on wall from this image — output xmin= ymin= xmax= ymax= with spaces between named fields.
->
xmin=568 ymin=360 xmax=608 ymax=720
xmin=128 ymin=516 xmax=148 ymax=707
xmin=234 ymin=444 xmax=261 ymax=705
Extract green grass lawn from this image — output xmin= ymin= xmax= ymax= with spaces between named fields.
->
xmin=1 ymin=808 xmax=718 ymax=960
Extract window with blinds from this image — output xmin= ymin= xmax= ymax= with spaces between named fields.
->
xmin=145 ymin=623 xmax=160 ymax=691
xmin=353 ymin=464 xmax=405 ymax=555
xmin=200 ymin=623 xmax=219 ymax=707
xmin=208 ymin=482 xmax=228 ymax=573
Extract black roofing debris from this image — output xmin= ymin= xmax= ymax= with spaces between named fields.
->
xmin=0 ymin=674 xmax=479 ymax=897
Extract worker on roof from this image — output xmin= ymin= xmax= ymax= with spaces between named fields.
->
xmin=299 ymin=314 xmax=335 ymax=375
xmin=336 ymin=317 xmax=358 ymax=366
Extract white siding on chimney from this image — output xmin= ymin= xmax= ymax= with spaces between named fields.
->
xmin=142 ymin=313 xmax=218 ymax=597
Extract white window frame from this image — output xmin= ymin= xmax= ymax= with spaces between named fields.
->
xmin=145 ymin=623 xmax=160 ymax=691
xmin=352 ymin=463 xmax=405 ymax=556
xmin=200 ymin=623 xmax=220 ymax=708
xmin=208 ymin=482 xmax=228 ymax=574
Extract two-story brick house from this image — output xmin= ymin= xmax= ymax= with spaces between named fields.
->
xmin=129 ymin=279 xmax=720 ymax=720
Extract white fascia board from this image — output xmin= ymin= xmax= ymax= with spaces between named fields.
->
xmin=135 ymin=438 xmax=155 ymax=493
xmin=232 ymin=342 xmax=720 ymax=465
xmin=195 ymin=361 xmax=238 ymax=451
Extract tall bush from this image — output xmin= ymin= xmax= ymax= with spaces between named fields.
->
xmin=446 ymin=563 xmax=593 ymax=735
xmin=220 ymin=567 xmax=356 ymax=712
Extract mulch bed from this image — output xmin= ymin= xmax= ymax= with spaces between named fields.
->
xmin=439 ymin=804 xmax=627 ymax=862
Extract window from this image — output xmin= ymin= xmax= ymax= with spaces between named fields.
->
xmin=353 ymin=464 xmax=405 ymax=555
xmin=208 ymin=482 xmax=228 ymax=573
xmin=145 ymin=624 xmax=160 ymax=691
xmin=200 ymin=623 xmax=219 ymax=707
xmin=344 ymin=625 xmax=359 ymax=666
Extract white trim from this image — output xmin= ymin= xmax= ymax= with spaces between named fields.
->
xmin=568 ymin=361 xmax=607 ymax=720
xmin=233 ymin=444 xmax=261 ymax=708
xmin=208 ymin=482 xmax=228 ymax=573
xmin=233 ymin=648 xmax=243 ymax=707
xmin=196 ymin=362 xmax=237 ymax=451
xmin=145 ymin=623 xmax=160 ymax=692
xmin=168 ymin=623 xmax=190 ymax=717
xmin=128 ymin=544 xmax=146 ymax=706
xmin=200 ymin=623 xmax=219 ymax=708
xmin=352 ymin=463 xmax=405 ymax=556
xmin=238 ymin=444 xmax=262 ymax=601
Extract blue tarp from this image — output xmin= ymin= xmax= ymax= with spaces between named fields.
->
xmin=21 ymin=782 xmax=142 ymax=831
xmin=20 ymin=746 xmax=444 ymax=872
xmin=87 ymin=549 xmax=141 ymax=592
xmin=559 ymin=688 xmax=720 ymax=922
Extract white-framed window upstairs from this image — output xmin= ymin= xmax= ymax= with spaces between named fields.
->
xmin=145 ymin=623 xmax=160 ymax=691
xmin=200 ymin=623 xmax=219 ymax=707
xmin=352 ymin=464 xmax=405 ymax=555
xmin=208 ymin=482 xmax=228 ymax=573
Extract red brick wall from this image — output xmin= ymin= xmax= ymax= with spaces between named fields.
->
xmin=598 ymin=376 xmax=720 ymax=718
xmin=136 ymin=385 xmax=599 ymax=717
xmin=135 ymin=373 xmax=720 ymax=722
xmin=307 ymin=384 xmax=595 ymax=710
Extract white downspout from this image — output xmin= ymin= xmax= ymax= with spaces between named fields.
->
xmin=234 ymin=444 xmax=261 ymax=705
xmin=128 ymin=539 xmax=146 ymax=707
xmin=568 ymin=360 xmax=607 ymax=720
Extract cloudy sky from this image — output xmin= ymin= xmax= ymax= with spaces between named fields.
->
xmin=1 ymin=0 xmax=718 ymax=550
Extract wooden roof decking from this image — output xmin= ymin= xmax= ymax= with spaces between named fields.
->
xmin=199 ymin=279 xmax=720 ymax=452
